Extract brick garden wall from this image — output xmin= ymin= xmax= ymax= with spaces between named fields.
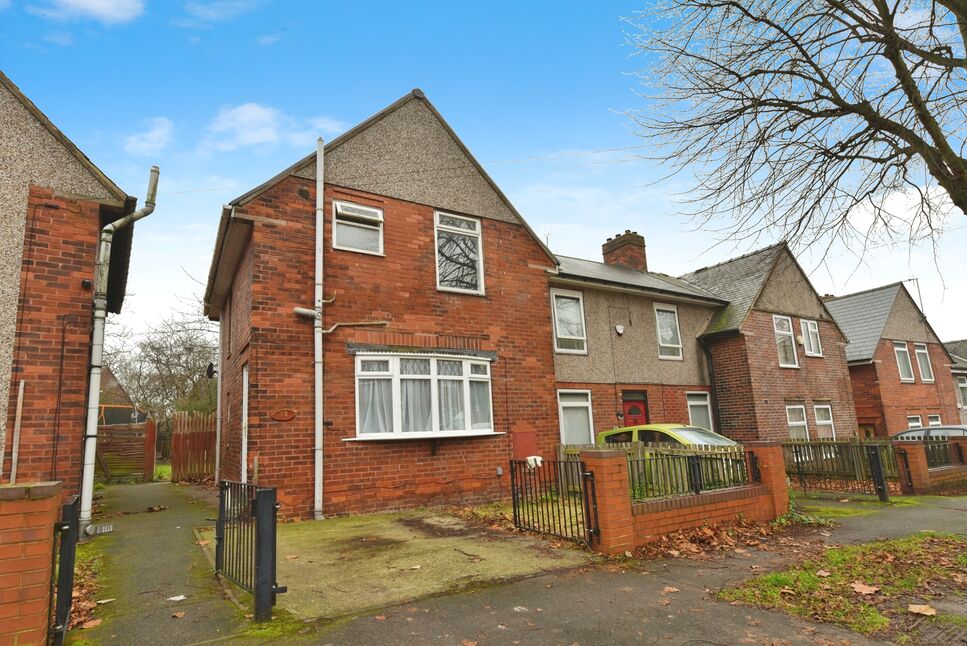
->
xmin=0 ymin=481 xmax=61 ymax=646
xmin=3 ymin=188 xmax=100 ymax=494
xmin=218 ymin=178 xmax=559 ymax=517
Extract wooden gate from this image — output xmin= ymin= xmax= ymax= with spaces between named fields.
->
xmin=171 ymin=411 xmax=216 ymax=482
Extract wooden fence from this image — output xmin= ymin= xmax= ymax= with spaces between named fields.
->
xmin=171 ymin=411 xmax=217 ymax=482
xmin=95 ymin=419 xmax=156 ymax=483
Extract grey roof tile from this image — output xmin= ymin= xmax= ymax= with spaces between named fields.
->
xmin=678 ymin=244 xmax=785 ymax=334
xmin=824 ymin=284 xmax=901 ymax=362
xmin=556 ymin=256 xmax=725 ymax=302
xmin=945 ymin=340 xmax=967 ymax=370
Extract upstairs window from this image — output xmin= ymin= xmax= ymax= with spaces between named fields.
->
xmin=333 ymin=201 xmax=383 ymax=255
xmin=435 ymin=212 xmax=484 ymax=294
xmin=551 ymin=289 xmax=587 ymax=354
xmin=786 ymin=404 xmax=809 ymax=440
xmin=913 ymin=343 xmax=934 ymax=382
xmin=655 ymin=304 xmax=683 ymax=360
xmin=894 ymin=342 xmax=915 ymax=382
xmin=773 ymin=315 xmax=799 ymax=368
xmin=958 ymin=376 xmax=967 ymax=408
xmin=801 ymin=320 xmax=823 ymax=357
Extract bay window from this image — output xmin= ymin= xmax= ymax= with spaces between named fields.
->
xmin=355 ymin=354 xmax=494 ymax=438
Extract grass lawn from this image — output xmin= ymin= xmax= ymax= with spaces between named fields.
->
xmin=720 ymin=532 xmax=967 ymax=639
xmin=154 ymin=462 xmax=171 ymax=481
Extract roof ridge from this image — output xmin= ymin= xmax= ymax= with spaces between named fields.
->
xmin=680 ymin=241 xmax=786 ymax=277
xmin=825 ymin=281 xmax=904 ymax=302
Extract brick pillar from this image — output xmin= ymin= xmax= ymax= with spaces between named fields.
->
xmin=743 ymin=442 xmax=788 ymax=517
xmin=580 ymin=450 xmax=634 ymax=555
xmin=0 ymin=481 xmax=62 ymax=646
xmin=144 ymin=418 xmax=157 ymax=482
xmin=894 ymin=441 xmax=930 ymax=494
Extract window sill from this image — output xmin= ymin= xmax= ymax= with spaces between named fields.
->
xmin=778 ymin=364 xmax=800 ymax=369
xmin=900 ymin=379 xmax=916 ymax=384
xmin=332 ymin=245 xmax=384 ymax=257
xmin=436 ymin=286 xmax=486 ymax=297
xmin=804 ymin=353 xmax=824 ymax=358
xmin=555 ymin=348 xmax=588 ymax=356
xmin=658 ymin=354 xmax=684 ymax=362
xmin=344 ymin=431 xmax=505 ymax=442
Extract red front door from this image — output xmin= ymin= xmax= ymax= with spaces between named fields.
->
xmin=622 ymin=398 xmax=648 ymax=426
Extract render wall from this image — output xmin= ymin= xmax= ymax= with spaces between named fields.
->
xmin=218 ymin=177 xmax=559 ymax=517
xmin=0 ymin=82 xmax=114 ymax=473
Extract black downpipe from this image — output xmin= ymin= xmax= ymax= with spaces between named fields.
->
xmin=699 ymin=337 xmax=723 ymax=435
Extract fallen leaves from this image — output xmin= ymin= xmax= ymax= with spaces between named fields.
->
xmin=815 ymin=569 xmax=831 ymax=578
xmin=146 ymin=505 xmax=169 ymax=513
xmin=662 ymin=586 xmax=680 ymax=594
xmin=907 ymin=604 xmax=937 ymax=616
xmin=849 ymin=582 xmax=880 ymax=595
xmin=171 ymin=611 xmax=186 ymax=619
xmin=80 ymin=619 xmax=102 ymax=629
xmin=634 ymin=519 xmax=783 ymax=561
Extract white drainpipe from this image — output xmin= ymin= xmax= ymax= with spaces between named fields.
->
xmin=79 ymin=167 xmax=159 ymax=533
xmin=312 ymin=138 xmax=325 ymax=520
xmin=214 ymin=324 xmax=222 ymax=482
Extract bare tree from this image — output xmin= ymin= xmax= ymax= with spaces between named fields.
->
xmin=627 ymin=0 xmax=967 ymax=248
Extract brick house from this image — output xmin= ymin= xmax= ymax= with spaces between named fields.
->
xmin=945 ymin=340 xmax=967 ymax=425
xmin=204 ymin=90 xmax=560 ymax=518
xmin=825 ymin=283 xmax=959 ymax=437
xmin=0 ymin=70 xmax=137 ymax=494
xmin=549 ymin=236 xmax=858 ymax=444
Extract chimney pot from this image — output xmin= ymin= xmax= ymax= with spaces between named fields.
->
xmin=602 ymin=230 xmax=647 ymax=272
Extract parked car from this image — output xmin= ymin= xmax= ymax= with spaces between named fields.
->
xmin=894 ymin=425 xmax=967 ymax=441
xmin=595 ymin=423 xmax=738 ymax=447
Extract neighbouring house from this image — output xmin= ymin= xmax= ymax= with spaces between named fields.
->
xmin=204 ymin=90 xmax=560 ymax=517
xmin=0 ymin=70 xmax=138 ymax=495
xmin=825 ymin=283 xmax=959 ymax=437
xmin=943 ymin=340 xmax=967 ymax=425
xmin=551 ymin=239 xmax=858 ymax=445
xmin=99 ymin=365 xmax=148 ymax=425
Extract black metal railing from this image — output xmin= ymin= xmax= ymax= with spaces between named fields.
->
xmin=215 ymin=481 xmax=286 ymax=621
xmin=509 ymin=459 xmax=598 ymax=545
xmin=627 ymin=448 xmax=751 ymax=501
xmin=48 ymin=495 xmax=80 ymax=646
xmin=925 ymin=440 xmax=964 ymax=469
xmin=782 ymin=440 xmax=899 ymax=500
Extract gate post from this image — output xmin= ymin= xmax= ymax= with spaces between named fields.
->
xmin=865 ymin=445 xmax=890 ymax=502
xmin=253 ymin=487 xmax=285 ymax=622
xmin=580 ymin=450 xmax=634 ymax=555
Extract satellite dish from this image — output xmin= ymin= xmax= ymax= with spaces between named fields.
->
xmin=206 ymin=362 xmax=217 ymax=379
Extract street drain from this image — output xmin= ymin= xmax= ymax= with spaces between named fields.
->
xmin=87 ymin=524 xmax=114 ymax=535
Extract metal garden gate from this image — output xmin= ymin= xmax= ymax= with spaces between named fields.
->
xmin=48 ymin=495 xmax=80 ymax=646
xmin=509 ymin=459 xmax=599 ymax=545
xmin=783 ymin=440 xmax=901 ymax=500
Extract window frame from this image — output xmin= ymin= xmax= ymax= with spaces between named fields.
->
xmin=913 ymin=343 xmax=934 ymax=383
xmin=654 ymin=303 xmax=684 ymax=361
xmin=907 ymin=415 xmax=922 ymax=429
xmin=332 ymin=200 xmax=384 ymax=256
xmin=557 ymin=389 xmax=594 ymax=444
xmin=801 ymin=319 xmax=823 ymax=357
xmin=894 ymin=341 xmax=915 ymax=382
xmin=927 ymin=414 xmax=942 ymax=427
xmin=433 ymin=211 xmax=485 ymax=296
xmin=550 ymin=288 xmax=588 ymax=355
xmin=351 ymin=353 xmax=496 ymax=440
xmin=773 ymin=315 xmax=800 ymax=368
xmin=958 ymin=376 xmax=967 ymax=408
xmin=813 ymin=404 xmax=836 ymax=440
xmin=785 ymin=404 xmax=809 ymax=440
xmin=686 ymin=391 xmax=714 ymax=431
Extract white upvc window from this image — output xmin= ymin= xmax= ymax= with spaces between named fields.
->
xmin=333 ymin=200 xmax=383 ymax=255
xmin=654 ymin=304 xmax=684 ymax=360
xmin=434 ymin=212 xmax=484 ymax=295
xmin=907 ymin=415 xmax=922 ymax=429
xmin=813 ymin=404 xmax=836 ymax=439
xmin=773 ymin=315 xmax=799 ymax=368
xmin=558 ymin=390 xmax=594 ymax=444
xmin=686 ymin=392 xmax=713 ymax=431
xmin=927 ymin=414 xmax=942 ymax=427
xmin=958 ymin=376 xmax=967 ymax=408
xmin=913 ymin=343 xmax=934 ymax=383
xmin=551 ymin=289 xmax=587 ymax=354
xmin=894 ymin=341 xmax=915 ymax=382
xmin=786 ymin=404 xmax=809 ymax=440
xmin=801 ymin=319 xmax=823 ymax=357
xmin=354 ymin=354 xmax=493 ymax=439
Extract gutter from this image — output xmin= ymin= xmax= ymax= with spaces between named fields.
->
xmin=79 ymin=166 xmax=159 ymax=533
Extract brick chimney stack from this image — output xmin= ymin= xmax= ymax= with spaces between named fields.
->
xmin=602 ymin=230 xmax=647 ymax=272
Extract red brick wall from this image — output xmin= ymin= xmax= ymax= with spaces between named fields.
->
xmin=218 ymin=178 xmax=559 ymax=517
xmin=705 ymin=333 xmax=759 ymax=442
xmin=712 ymin=310 xmax=856 ymax=441
xmin=554 ymin=381 xmax=711 ymax=441
xmin=0 ymin=481 xmax=61 ymax=646
xmin=848 ymin=363 xmax=884 ymax=436
xmin=4 ymin=188 xmax=100 ymax=495
xmin=861 ymin=339 xmax=960 ymax=437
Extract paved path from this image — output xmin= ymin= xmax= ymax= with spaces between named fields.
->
xmin=81 ymin=482 xmax=244 ymax=646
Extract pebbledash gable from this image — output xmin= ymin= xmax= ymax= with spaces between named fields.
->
xmin=204 ymin=90 xmax=560 ymax=518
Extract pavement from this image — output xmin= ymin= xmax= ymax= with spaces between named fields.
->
xmin=77 ymin=481 xmax=245 ymax=646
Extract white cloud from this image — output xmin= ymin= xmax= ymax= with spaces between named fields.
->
xmin=43 ymin=30 xmax=74 ymax=45
xmin=29 ymin=0 xmax=145 ymax=24
xmin=201 ymin=103 xmax=346 ymax=152
xmin=123 ymin=117 xmax=174 ymax=155
xmin=0 ymin=0 xmax=11 ymax=10
xmin=175 ymin=0 xmax=260 ymax=27
xmin=256 ymin=34 xmax=278 ymax=45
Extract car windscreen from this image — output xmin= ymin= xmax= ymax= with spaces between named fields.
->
xmin=670 ymin=427 xmax=737 ymax=446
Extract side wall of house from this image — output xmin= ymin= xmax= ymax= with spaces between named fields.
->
xmin=3 ymin=187 xmax=100 ymax=493
xmin=233 ymin=177 xmax=558 ymax=517
xmin=705 ymin=333 xmax=759 ymax=442
xmin=847 ymin=362 xmax=884 ymax=437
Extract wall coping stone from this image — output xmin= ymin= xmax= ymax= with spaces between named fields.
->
xmin=0 ymin=481 xmax=62 ymax=501
xmin=631 ymin=484 xmax=768 ymax=516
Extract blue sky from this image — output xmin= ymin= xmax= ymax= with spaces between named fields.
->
xmin=2 ymin=0 xmax=964 ymax=340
